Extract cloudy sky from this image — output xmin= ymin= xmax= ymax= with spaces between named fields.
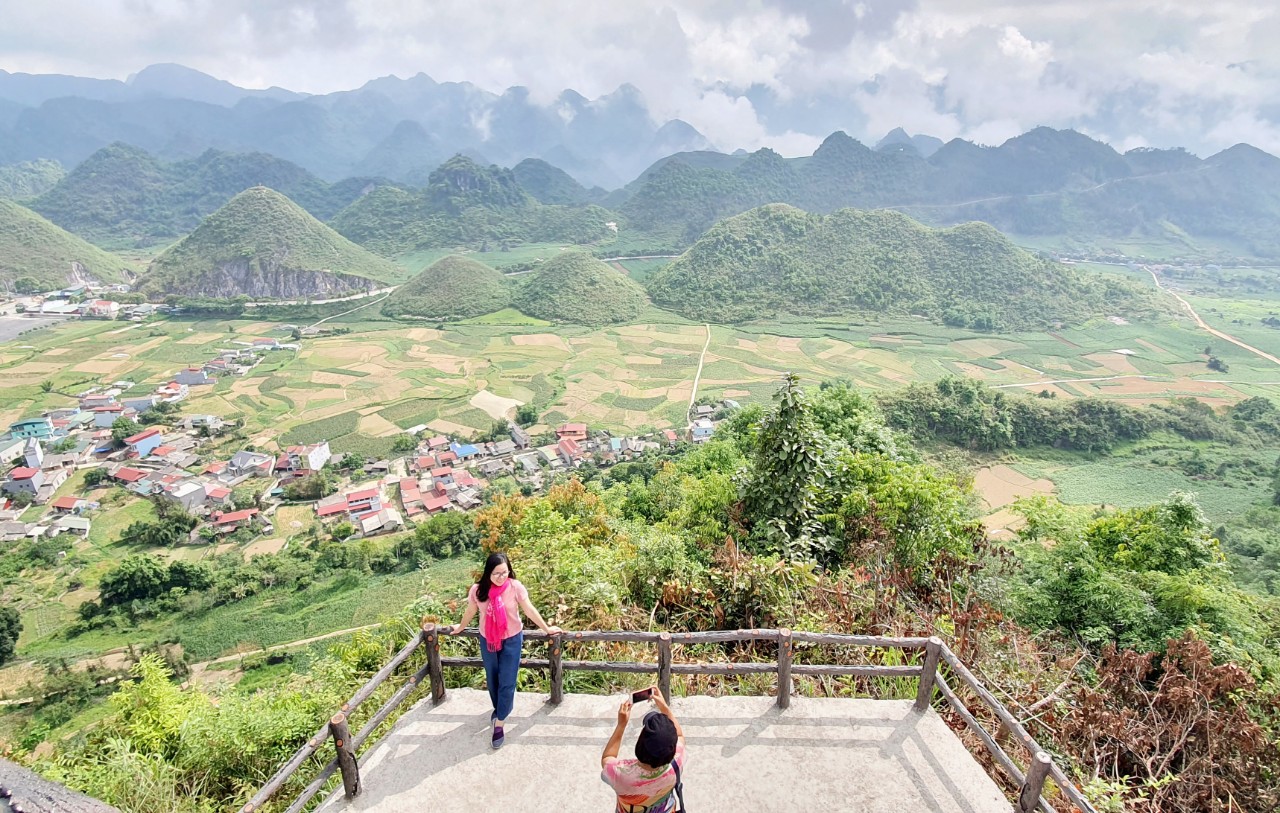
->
xmin=2 ymin=0 xmax=1278 ymax=157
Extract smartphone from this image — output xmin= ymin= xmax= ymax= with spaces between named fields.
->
xmin=631 ymin=688 xmax=654 ymax=703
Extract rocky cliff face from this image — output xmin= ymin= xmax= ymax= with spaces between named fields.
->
xmin=168 ymin=258 xmax=377 ymax=300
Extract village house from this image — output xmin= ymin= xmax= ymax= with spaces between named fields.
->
xmin=690 ymin=418 xmax=715 ymax=443
xmin=400 ymin=477 xmax=424 ymax=516
xmin=50 ymin=515 xmax=92 ymax=537
xmin=122 ymin=394 xmax=159 ymax=414
xmin=180 ymin=414 xmax=226 ymax=432
xmin=510 ymin=424 xmax=531 ymax=449
xmin=84 ymin=300 xmax=121 ymax=319
xmin=225 ymin=450 xmax=276 ymax=482
xmin=3 ymin=467 xmax=43 ymax=498
xmin=175 ymin=368 xmax=213 ymax=386
xmin=478 ymin=458 xmax=510 ymax=478
xmin=450 ymin=441 xmax=481 ymax=462
xmin=154 ymin=381 xmax=188 ymax=403
xmin=412 ymin=455 xmax=438 ymax=474
xmin=426 ymin=435 xmax=450 ymax=452
xmin=359 ymin=508 xmax=403 ymax=537
xmin=92 ymin=404 xmax=128 ymax=429
xmin=159 ymin=480 xmax=209 ymax=514
xmin=50 ymin=496 xmax=91 ymax=515
xmin=662 ymin=429 xmax=680 ymax=446
xmin=78 ymin=393 xmax=117 ymax=411
xmin=124 ymin=427 xmax=164 ymax=459
xmin=556 ymin=423 xmax=589 ymax=443
xmin=277 ymin=442 xmax=331 ymax=480
xmin=489 ymin=439 xmax=518 ymax=457
xmin=0 ymin=520 xmax=29 ymax=542
xmin=557 ymin=437 xmax=584 ymax=467
xmin=211 ymin=508 xmax=261 ymax=533
xmin=9 ymin=418 xmax=53 ymax=440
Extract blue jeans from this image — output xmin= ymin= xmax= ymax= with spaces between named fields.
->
xmin=480 ymin=630 xmax=522 ymax=721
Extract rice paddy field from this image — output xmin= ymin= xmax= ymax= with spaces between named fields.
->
xmin=4 ymin=282 xmax=1279 ymax=459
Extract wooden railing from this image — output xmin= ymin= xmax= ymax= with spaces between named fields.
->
xmin=240 ymin=624 xmax=1096 ymax=813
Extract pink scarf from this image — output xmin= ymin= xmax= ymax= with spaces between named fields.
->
xmin=481 ymin=579 xmax=511 ymax=652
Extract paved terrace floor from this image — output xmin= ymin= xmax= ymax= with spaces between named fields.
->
xmin=317 ymin=688 xmax=1010 ymax=813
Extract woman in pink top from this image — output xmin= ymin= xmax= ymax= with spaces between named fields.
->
xmin=450 ymin=552 xmax=560 ymax=749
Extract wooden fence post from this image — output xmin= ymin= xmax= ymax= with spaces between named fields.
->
xmin=329 ymin=712 xmax=359 ymax=799
xmin=913 ymin=636 xmax=943 ymax=712
xmin=424 ymin=623 xmax=445 ymax=704
xmin=1017 ymin=751 xmax=1052 ymax=813
xmin=549 ymin=631 xmax=564 ymax=705
xmin=657 ymin=632 xmax=672 ymax=702
xmin=776 ymin=628 xmax=792 ymax=709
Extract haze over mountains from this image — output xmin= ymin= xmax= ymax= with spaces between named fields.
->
xmin=0 ymin=63 xmax=712 ymax=189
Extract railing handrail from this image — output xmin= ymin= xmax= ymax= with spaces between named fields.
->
xmin=242 ymin=624 xmax=1095 ymax=813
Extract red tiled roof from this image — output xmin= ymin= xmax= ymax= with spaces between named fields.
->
xmin=151 ymin=445 xmax=176 ymax=456
xmin=427 ymin=435 xmax=449 ymax=447
xmin=558 ymin=422 xmax=587 ymax=434
xmin=415 ymin=455 xmax=437 ymax=469
xmin=52 ymin=496 xmax=83 ymax=509
xmin=203 ymin=462 xmax=227 ymax=474
xmin=124 ymin=428 xmax=161 ymax=444
xmin=113 ymin=467 xmax=147 ymax=482
xmin=424 ymin=493 xmax=451 ymax=511
xmin=346 ymin=487 xmax=380 ymax=501
xmin=558 ymin=437 xmax=581 ymax=456
xmin=9 ymin=467 xmax=39 ymax=480
xmin=430 ymin=467 xmax=454 ymax=478
xmin=436 ymin=451 xmax=458 ymax=464
xmin=207 ymin=486 xmax=231 ymax=499
xmin=214 ymin=508 xmax=259 ymax=525
xmin=317 ymin=501 xmax=349 ymax=517
xmin=93 ymin=405 xmax=124 ymax=412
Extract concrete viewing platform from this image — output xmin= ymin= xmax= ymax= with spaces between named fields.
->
xmin=317 ymin=688 xmax=1010 ymax=813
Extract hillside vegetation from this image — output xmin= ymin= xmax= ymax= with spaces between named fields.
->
xmin=0 ymin=198 xmax=136 ymax=290
xmin=331 ymin=155 xmax=615 ymax=255
xmin=617 ymin=128 xmax=1280 ymax=258
xmin=28 ymin=143 xmax=374 ymax=246
xmin=646 ymin=204 xmax=1162 ymax=327
xmin=138 ymin=186 xmax=400 ymax=299
xmin=514 ymin=250 xmax=648 ymax=326
xmin=0 ymin=158 xmax=64 ymax=199
xmin=382 ymin=255 xmax=510 ymax=319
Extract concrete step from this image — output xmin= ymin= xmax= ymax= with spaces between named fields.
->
xmin=317 ymin=688 xmax=1010 ymax=813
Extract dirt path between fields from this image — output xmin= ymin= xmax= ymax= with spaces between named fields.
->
xmin=687 ymin=324 xmax=712 ymax=421
xmin=1146 ymin=267 xmax=1280 ymax=368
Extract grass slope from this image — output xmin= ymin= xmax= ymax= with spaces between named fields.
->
xmin=646 ymin=204 xmax=1165 ymax=328
xmin=0 ymin=198 xmax=136 ymax=289
xmin=138 ymin=186 xmax=402 ymax=299
xmin=382 ymin=255 xmax=510 ymax=320
xmin=514 ymin=251 xmax=649 ymax=326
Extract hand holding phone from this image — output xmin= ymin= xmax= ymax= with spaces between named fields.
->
xmin=631 ymin=687 xmax=654 ymax=703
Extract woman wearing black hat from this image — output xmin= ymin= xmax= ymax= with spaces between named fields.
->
xmin=601 ymin=687 xmax=686 ymax=812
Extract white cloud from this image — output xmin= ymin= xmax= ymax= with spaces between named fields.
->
xmin=0 ymin=0 xmax=1277 ymax=158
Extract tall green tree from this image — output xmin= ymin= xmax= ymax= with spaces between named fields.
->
xmin=741 ymin=373 xmax=828 ymax=559
xmin=0 ymin=606 xmax=21 ymax=666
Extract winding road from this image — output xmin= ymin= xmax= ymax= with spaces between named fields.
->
xmin=1145 ymin=267 xmax=1280 ymax=368
xmin=687 ymin=324 xmax=712 ymax=420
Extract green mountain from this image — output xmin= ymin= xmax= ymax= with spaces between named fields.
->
xmin=513 ymin=158 xmax=605 ymax=206
xmin=616 ymin=128 xmax=1280 ymax=259
xmin=0 ymin=198 xmax=136 ymax=290
xmin=0 ymin=158 xmax=64 ymax=199
xmin=382 ymin=255 xmax=510 ymax=320
xmin=137 ymin=187 xmax=400 ymax=300
xmin=28 ymin=143 xmax=375 ymax=246
xmin=514 ymin=251 xmax=648 ymax=326
xmin=646 ymin=204 xmax=1162 ymax=327
xmin=331 ymin=154 xmax=616 ymax=256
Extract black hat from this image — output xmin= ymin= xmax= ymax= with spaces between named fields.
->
xmin=635 ymin=710 xmax=678 ymax=767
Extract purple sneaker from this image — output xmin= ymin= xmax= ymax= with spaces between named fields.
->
xmin=492 ymin=724 xmax=505 ymax=749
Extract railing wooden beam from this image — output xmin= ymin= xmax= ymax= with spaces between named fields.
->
xmin=549 ymin=631 xmax=565 ymax=705
xmin=776 ymin=629 xmax=792 ymax=709
xmin=657 ymin=632 xmax=672 ymax=702
xmin=913 ymin=636 xmax=943 ymax=712
xmin=329 ymin=713 xmax=359 ymax=799
xmin=424 ymin=623 xmax=445 ymax=704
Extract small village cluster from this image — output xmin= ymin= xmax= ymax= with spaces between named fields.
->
xmin=0 ymin=340 xmax=730 ymax=545
xmin=10 ymin=282 xmax=155 ymax=321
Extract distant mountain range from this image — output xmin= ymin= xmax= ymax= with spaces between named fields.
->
xmin=616 ymin=128 xmax=1280 ymax=258
xmin=0 ymin=63 xmax=712 ymax=189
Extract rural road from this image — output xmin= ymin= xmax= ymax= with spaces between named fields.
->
xmin=306 ymin=290 xmax=394 ymax=329
xmin=186 ymin=623 xmax=384 ymax=682
xmin=243 ymin=285 xmax=398 ymax=308
xmin=686 ymin=324 xmax=712 ymax=420
xmin=1145 ymin=267 xmax=1280 ymax=368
